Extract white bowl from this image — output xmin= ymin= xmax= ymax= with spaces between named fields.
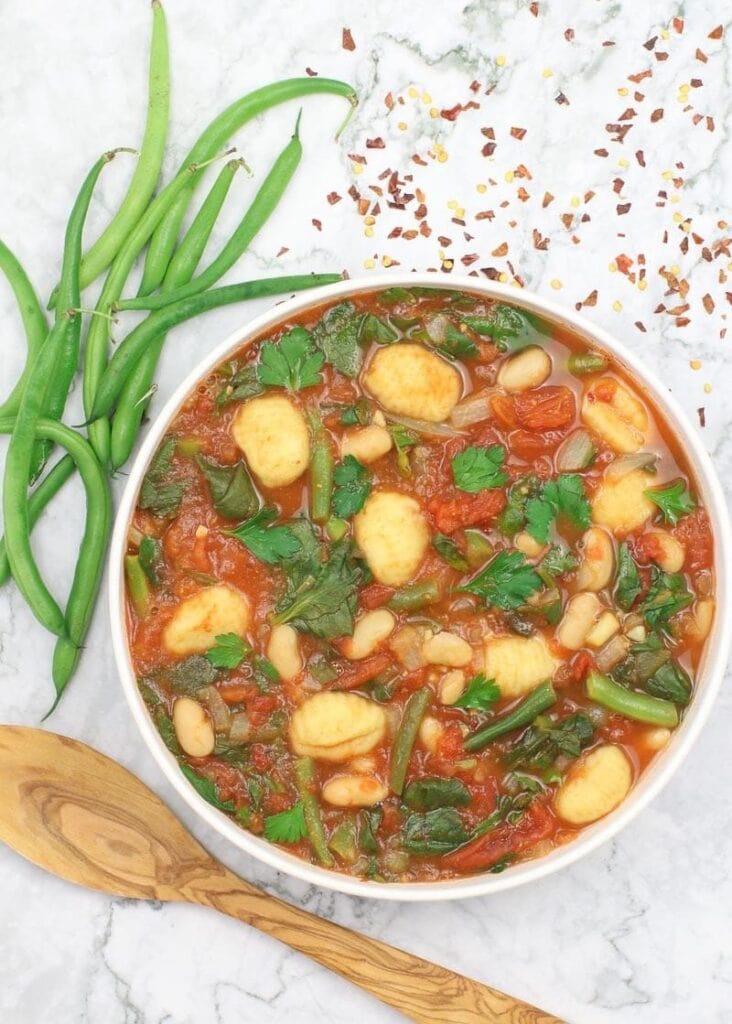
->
xmin=109 ymin=273 xmax=732 ymax=901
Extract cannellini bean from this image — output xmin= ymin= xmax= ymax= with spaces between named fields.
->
xmin=231 ymin=394 xmax=309 ymax=488
xmin=554 ymin=745 xmax=633 ymax=824
xmin=645 ymin=531 xmax=685 ymax=573
xmin=267 ymin=624 xmax=302 ymax=681
xmin=422 ymin=631 xmax=473 ymax=668
xmin=439 ymin=670 xmax=467 ymax=705
xmin=484 ymin=635 xmax=557 ymax=698
xmin=342 ymin=608 xmax=396 ymax=660
xmin=418 ymin=715 xmax=444 ymax=753
xmin=591 ymin=468 xmax=656 ymax=535
xmin=354 ymin=490 xmax=429 ymax=586
xmin=289 ymin=692 xmax=387 ymax=762
xmin=585 ymin=611 xmax=620 ymax=649
xmin=514 ymin=531 xmax=546 ymax=559
xmin=576 ymin=527 xmax=615 ymax=592
xmin=321 ymin=774 xmax=388 ymax=807
xmin=173 ymin=697 xmax=215 ymax=758
xmin=581 ymin=377 xmax=648 ymax=453
xmin=341 ymin=424 xmax=393 ymax=464
xmin=497 ymin=345 xmax=552 ymax=393
xmin=642 ymin=727 xmax=672 ymax=752
xmin=682 ymin=598 xmax=715 ymax=644
xmin=163 ymin=585 xmax=249 ymax=657
xmin=556 ymin=592 xmax=602 ymax=651
xmin=363 ymin=343 xmax=462 ymax=422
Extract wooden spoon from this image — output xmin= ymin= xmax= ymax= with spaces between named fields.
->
xmin=0 ymin=725 xmax=567 ymax=1024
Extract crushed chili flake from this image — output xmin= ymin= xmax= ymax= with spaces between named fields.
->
xmin=542 ymin=191 xmax=554 ymax=207
xmin=366 ymin=137 xmax=385 ymax=149
xmin=702 ymin=294 xmax=715 ymax=314
xmin=311 ymin=219 xmax=322 ymax=231
xmin=305 ymin=67 xmax=318 ymax=77
xmin=636 ymin=150 xmax=646 ymax=166
xmin=564 ymin=28 xmax=575 ymax=41
xmin=510 ymin=126 xmax=527 ymax=140
xmin=529 ymin=1 xmax=539 ymax=15
xmin=650 ymin=108 xmax=664 ymax=122
xmin=326 ymin=191 xmax=341 ymax=205
xmin=697 ymin=407 xmax=706 ymax=427
xmin=617 ymin=203 xmax=631 ymax=215
xmin=696 ymin=49 xmax=708 ymax=62
xmin=555 ymin=92 xmax=570 ymax=105
xmin=708 ymin=25 xmax=723 ymax=40
xmin=342 ymin=27 xmax=355 ymax=51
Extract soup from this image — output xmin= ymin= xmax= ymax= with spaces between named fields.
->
xmin=124 ymin=286 xmax=715 ymax=882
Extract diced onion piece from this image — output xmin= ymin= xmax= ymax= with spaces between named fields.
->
xmin=228 ymin=711 xmax=251 ymax=744
xmin=604 ymin=452 xmax=657 ymax=480
xmin=556 ymin=429 xmax=596 ymax=472
xmin=389 ymin=624 xmax=430 ymax=670
xmin=199 ymin=686 xmax=231 ymax=733
xmin=385 ymin=411 xmax=465 ymax=438
xmin=594 ymin=633 xmax=631 ymax=673
xmin=449 ymin=388 xmax=496 ymax=428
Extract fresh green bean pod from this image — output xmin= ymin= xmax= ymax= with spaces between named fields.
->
xmin=295 ymin=756 xmax=334 ymax=867
xmin=586 ymin=671 xmax=679 ymax=728
xmin=0 ymin=455 xmax=75 ymax=586
xmin=109 ymin=159 xmax=243 ymax=470
xmin=390 ymin=687 xmax=431 ymax=796
xmin=137 ymin=77 xmax=357 ymax=295
xmin=0 ymin=240 xmax=48 ymax=418
xmin=387 ymin=578 xmax=442 ymax=612
xmin=464 ymin=681 xmax=557 ymax=752
xmin=92 ymin=274 xmax=342 ymax=420
xmin=124 ymin=555 xmax=151 ymax=617
xmin=119 ymin=114 xmax=303 ymax=312
xmin=4 ymin=152 xmax=109 ymax=634
xmin=78 ymin=0 xmax=170 ymax=289
xmin=568 ymin=352 xmax=608 ymax=377
xmin=308 ymin=411 xmax=333 ymax=524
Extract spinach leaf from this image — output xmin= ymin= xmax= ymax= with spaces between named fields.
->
xmin=227 ymin=506 xmax=302 ymax=564
xmin=360 ymin=313 xmax=397 ymax=345
xmin=644 ymin=657 xmax=692 ymax=704
xmin=311 ymin=302 xmax=363 ymax=377
xmin=139 ymin=437 xmax=184 ymax=517
xmin=504 ymin=713 xmax=594 ymax=773
xmin=358 ymin=807 xmax=383 ymax=854
xmin=432 ymin=533 xmax=469 ymax=572
xmin=216 ymin=363 xmax=264 ymax=409
xmin=167 ymin=655 xmax=218 ymax=695
xmin=402 ymin=807 xmax=468 ymax=855
xmin=435 ymin=321 xmax=478 ymax=360
xmin=180 ymin=763 xmax=235 ymax=812
xmin=403 ymin=777 xmax=471 ymax=811
xmin=332 ymin=456 xmax=371 ymax=518
xmin=274 ymin=538 xmax=364 ymax=639
xmin=258 ymin=327 xmax=324 ymax=391
xmin=612 ymin=633 xmax=669 ymax=686
xmin=640 ymin=567 xmax=693 ymax=634
xmin=154 ymin=711 xmax=180 ymax=754
xmin=615 ymin=542 xmax=642 ymax=611
xmin=496 ymin=474 xmax=541 ymax=537
xmin=196 ymin=455 xmax=258 ymax=521
xmin=461 ymin=304 xmax=540 ymax=351
xmin=138 ymin=536 xmax=164 ymax=586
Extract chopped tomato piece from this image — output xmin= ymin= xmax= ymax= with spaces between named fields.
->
xmin=571 ymin=651 xmax=595 ymax=682
xmin=444 ymin=800 xmax=554 ymax=872
xmin=360 ymin=582 xmax=395 ymax=609
xmin=247 ymin=694 xmax=278 ymax=726
xmin=672 ymin=508 xmax=713 ymax=572
xmin=633 ymin=532 xmax=664 ymax=565
xmin=330 ymin=652 xmax=393 ymax=690
xmin=219 ymin=683 xmax=253 ymax=704
xmin=514 ymin=386 xmax=576 ymax=431
xmin=435 ymin=722 xmax=464 ymax=760
xmin=428 ymin=487 xmax=506 ymax=533
xmin=509 ymin=428 xmax=566 ymax=461
xmin=250 ymin=744 xmax=270 ymax=772
xmin=490 ymin=393 xmax=518 ymax=429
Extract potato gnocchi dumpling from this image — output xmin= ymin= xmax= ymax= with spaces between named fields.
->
xmin=163 ymin=585 xmax=249 ymax=657
xmin=581 ymin=377 xmax=649 ymax=453
xmin=289 ymin=692 xmax=387 ymax=762
xmin=354 ymin=490 xmax=429 ymax=586
xmin=341 ymin=423 xmax=393 ymax=464
xmin=362 ymin=343 xmax=462 ymax=422
xmin=554 ymin=745 xmax=633 ymax=824
xmin=591 ymin=467 xmax=656 ymax=534
xmin=484 ymin=635 xmax=557 ymax=698
xmin=231 ymin=393 xmax=310 ymax=488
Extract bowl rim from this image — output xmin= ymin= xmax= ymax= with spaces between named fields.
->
xmin=109 ymin=272 xmax=731 ymax=901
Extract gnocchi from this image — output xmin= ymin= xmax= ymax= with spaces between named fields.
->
xmin=581 ymin=377 xmax=648 ymax=453
xmin=354 ymin=490 xmax=429 ymax=586
xmin=341 ymin=423 xmax=393 ymax=464
xmin=232 ymin=394 xmax=309 ymax=488
xmin=163 ymin=585 xmax=249 ymax=657
xmin=554 ymin=745 xmax=633 ymax=824
xmin=363 ymin=343 xmax=462 ymax=422
xmin=342 ymin=608 xmax=396 ymax=660
xmin=484 ymin=635 xmax=557 ymax=698
xmin=591 ymin=467 xmax=656 ymax=535
xmin=289 ymin=692 xmax=387 ymax=762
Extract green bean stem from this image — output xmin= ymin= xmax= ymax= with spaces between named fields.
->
xmin=109 ymin=159 xmax=243 ymax=470
xmin=294 ymin=756 xmax=334 ymax=867
xmin=4 ymin=153 xmax=110 ymax=634
xmin=92 ymin=273 xmax=342 ymax=420
xmin=387 ymin=579 xmax=442 ymax=612
xmin=137 ymin=77 xmax=356 ymax=296
xmin=390 ymin=687 xmax=432 ymax=796
xmin=0 ymin=455 xmax=75 ymax=586
xmin=308 ymin=412 xmax=333 ymax=524
xmin=0 ymin=240 xmax=48 ymax=418
xmin=119 ymin=114 xmax=303 ymax=312
xmin=464 ymin=681 xmax=557 ymax=752
xmin=78 ymin=0 xmax=170 ymax=289
xmin=586 ymin=671 xmax=679 ymax=728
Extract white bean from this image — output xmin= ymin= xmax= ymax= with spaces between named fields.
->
xmin=422 ymin=631 xmax=473 ymax=667
xmin=322 ymin=774 xmax=388 ymax=807
xmin=342 ymin=608 xmax=396 ymax=660
xmin=497 ymin=345 xmax=552 ymax=392
xmin=267 ymin=624 xmax=302 ymax=681
xmin=418 ymin=716 xmax=444 ymax=753
xmin=556 ymin=592 xmax=602 ymax=650
xmin=439 ymin=670 xmax=467 ymax=705
xmin=173 ymin=697 xmax=215 ymax=758
xmin=576 ymin=527 xmax=615 ymax=591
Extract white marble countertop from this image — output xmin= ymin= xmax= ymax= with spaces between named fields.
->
xmin=1 ymin=2 xmax=730 ymax=1022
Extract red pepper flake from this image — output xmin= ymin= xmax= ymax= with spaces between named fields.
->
xmin=517 ymin=187 xmax=530 ymax=202
xmin=305 ymin=67 xmax=318 ymax=77
xmin=461 ymin=253 xmax=479 ymax=266
xmin=542 ymin=191 xmax=554 ymax=207
xmin=342 ymin=27 xmax=356 ymax=50
xmin=634 ymin=91 xmax=645 ymax=102
xmin=594 ymin=148 xmax=609 ymax=157
xmin=655 ymin=52 xmax=669 ymax=62
xmin=311 ymin=218 xmax=322 ymax=231
xmin=326 ymin=191 xmax=342 ymax=205
xmin=533 ymin=229 xmax=549 ymax=250
xmin=696 ymin=48 xmax=708 ymax=62
xmin=384 ymin=91 xmax=394 ymax=110
xmin=438 ymin=235 xmax=452 ymax=248
xmin=366 ymin=137 xmax=385 ymax=149
xmin=387 ymin=227 xmax=402 ymax=240
xmin=470 ymin=80 xmax=481 ymax=92
xmin=419 ymin=222 xmax=431 ymax=238
xmin=561 ymin=213 xmax=574 ymax=229
xmin=676 ymin=317 xmax=690 ymax=327
xmin=690 ymin=78 xmax=703 ymax=88
xmin=578 ymin=289 xmax=598 ymax=308
xmin=650 ymin=108 xmax=664 ymax=122
xmin=492 ymin=242 xmax=508 ymax=257
xmin=412 ymin=154 xmax=428 ymax=166
xmin=441 ymin=101 xmax=480 ymax=122
xmin=555 ymin=91 xmax=570 ymax=105
xmin=619 ymin=108 xmax=636 ymax=121
xmin=706 ymin=116 xmax=715 ymax=132
xmin=357 ymin=198 xmax=370 ymax=215
xmin=475 ymin=210 xmax=494 ymax=221
xmin=697 ymin=407 xmax=706 ymax=427
xmin=529 ymin=1 xmax=539 ymax=15
xmin=635 ymin=150 xmax=646 ymax=167
xmin=708 ymin=25 xmax=723 ymax=40
xmin=673 ymin=17 xmax=684 ymax=33
xmin=643 ymin=36 xmax=657 ymax=50
xmin=348 ymin=184 xmax=361 ymax=200
xmin=635 ymin=321 xmax=647 ymax=332
xmin=348 ymin=153 xmax=367 ymax=165
xmin=481 ymin=142 xmax=497 ymax=157
xmin=702 ymin=293 xmax=715 ymax=314
xmin=564 ymin=28 xmax=575 ymax=41
xmin=414 ymin=203 xmax=427 ymax=221
xmin=629 ymin=69 xmax=652 ymax=83
xmin=481 ymin=126 xmax=496 ymax=139
xmin=515 ymin=163 xmax=532 ymax=179
xmin=617 ymin=202 xmax=631 ymax=215
xmin=602 ymin=40 xmax=615 ymax=47
xmin=510 ymin=126 xmax=527 ymax=140
xmin=276 ymin=246 xmax=289 ymax=258
xmin=613 ymin=177 xmax=624 ymax=193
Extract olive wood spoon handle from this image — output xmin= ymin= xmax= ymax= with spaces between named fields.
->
xmin=0 ymin=726 xmax=567 ymax=1024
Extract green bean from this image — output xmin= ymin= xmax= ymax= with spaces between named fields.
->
xmin=295 ymin=756 xmax=334 ymax=867
xmin=119 ymin=113 xmax=304 ymax=312
xmin=4 ymin=152 xmax=110 ymax=634
xmin=0 ymin=241 xmax=48 ymax=418
xmin=109 ymin=159 xmax=243 ymax=470
xmin=586 ymin=671 xmax=679 ymax=728
xmin=464 ymin=681 xmax=557 ymax=752
xmin=92 ymin=273 xmax=342 ymax=420
xmin=137 ymin=77 xmax=357 ymax=296
xmin=390 ymin=687 xmax=431 ymax=796
xmin=0 ymin=454 xmax=75 ymax=586
xmin=568 ymin=352 xmax=608 ymax=377
xmin=308 ymin=411 xmax=333 ymax=524
xmin=124 ymin=555 xmax=151 ymax=617
xmin=387 ymin=579 xmax=442 ymax=613
xmin=79 ymin=0 xmax=170 ymax=289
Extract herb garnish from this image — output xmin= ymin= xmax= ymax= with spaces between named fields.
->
xmin=453 ymin=673 xmax=500 ymax=712
xmin=273 ymin=538 xmax=364 ymax=639
xmin=226 ymin=506 xmax=302 ymax=564
xmin=332 ymin=455 xmax=371 ymax=517
xmin=615 ymin=542 xmax=642 ymax=610
xmin=205 ymin=633 xmax=251 ymax=670
xmin=460 ymin=550 xmax=543 ymax=610
xmin=640 ymin=567 xmax=693 ymax=633
xmin=258 ymin=326 xmax=324 ymax=391
xmin=451 ymin=444 xmax=508 ymax=493
xmin=264 ymin=802 xmax=308 ymax=843
xmin=644 ymin=480 xmax=696 ymax=526
xmin=525 ymin=473 xmax=591 ymax=543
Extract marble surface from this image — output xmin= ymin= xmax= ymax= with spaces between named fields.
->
xmin=1 ymin=1 xmax=731 ymax=1022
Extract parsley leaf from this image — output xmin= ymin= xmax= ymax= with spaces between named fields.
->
xmin=205 ymin=633 xmax=251 ymax=670
xmin=227 ymin=506 xmax=302 ymax=564
xmin=180 ymin=763 xmax=235 ymax=812
xmin=258 ymin=326 xmax=324 ymax=391
xmin=432 ymin=533 xmax=469 ymax=572
xmin=526 ymin=474 xmax=591 ymax=543
xmin=311 ymin=302 xmax=363 ymax=377
xmin=264 ymin=802 xmax=307 ymax=843
xmin=274 ymin=538 xmax=364 ymax=639
xmin=332 ymin=456 xmax=371 ymax=517
xmin=497 ymin=474 xmax=542 ymax=536
xmin=644 ymin=479 xmax=696 ymax=526
xmin=460 ymin=550 xmax=542 ymax=610
xmin=615 ymin=542 xmax=642 ymax=611
xmin=139 ymin=437 xmax=184 ymax=517
xmin=452 ymin=445 xmax=508 ymax=493
xmin=215 ymin=362 xmax=264 ymax=409
xmin=540 ymin=545 xmax=578 ymax=578
xmin=436 ymin=321 xmax=478 ymax=360
xmin=453 ymin=673 xmax=500 ymax=712
xmin=640 ymin=567 xmax=693 ymax=634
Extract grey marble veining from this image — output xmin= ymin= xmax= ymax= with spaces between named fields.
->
xmin=1 ymin=1 xmax=731 ymax=1022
